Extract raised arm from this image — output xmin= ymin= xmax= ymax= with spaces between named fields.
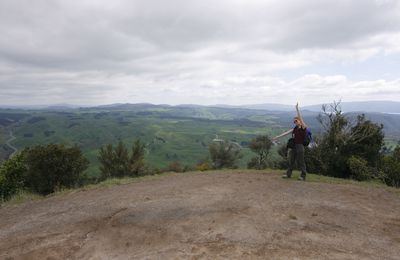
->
xmin=296 ymin=102 xmax=307 ymax=128
xmin=272 ymin=129 xmax=293 ymax=140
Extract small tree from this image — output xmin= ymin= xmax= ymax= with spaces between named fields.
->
xmin=23 ymin=144 xmax=89 ymax=195
xmin=113 ymin=141 xmax=130 ymax=177
xmin=248 ymin=135 xmax=272 ymax=169
xmin=209 ymin=141 xmax=242 ymax=169
xmin=311 ymin=101 xmax=385 ymax=178
xmin=129 ymin=139 xmax=146 ymax=176
xmin=98 ymin=139 xmax=146 ymax=179
xmin=316 ymin=101 xmax=349 ymax=177
xmin=98 ymin=144 xmax=115 ymax=180
xmin=344 ymin=114 xmax=384 ymax=168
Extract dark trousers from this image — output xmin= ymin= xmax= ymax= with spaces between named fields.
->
xmin=287 ymin=144 xmax=307 ymax=177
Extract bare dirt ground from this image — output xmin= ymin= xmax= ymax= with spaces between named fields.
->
xmin=1 ymin=170 xmax=400 ymax=260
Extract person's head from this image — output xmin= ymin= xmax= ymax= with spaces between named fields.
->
xmin=293 ymin=116 xmax=301 ymax=127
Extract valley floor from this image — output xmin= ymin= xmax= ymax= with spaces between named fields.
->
xmin=1 ymin=170 xmax=400 ymax=259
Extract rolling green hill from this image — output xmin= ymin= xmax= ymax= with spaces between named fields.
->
xmin=0 ymin=104 xmax=399 ymax=178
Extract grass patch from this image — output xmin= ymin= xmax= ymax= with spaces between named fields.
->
xmin=2 ymin=191 xmax=43 ymax=206
xmin=269 ymin=169 xmax=400 ymax=194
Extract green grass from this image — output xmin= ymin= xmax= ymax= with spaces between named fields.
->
xmin=1 ymin=190 xmax=43 ymax=206
xmin=274 ymin=169 xmax=400 ymax=193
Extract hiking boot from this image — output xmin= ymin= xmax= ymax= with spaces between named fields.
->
xmin=282 ymin=174 xmax=291 ymax=179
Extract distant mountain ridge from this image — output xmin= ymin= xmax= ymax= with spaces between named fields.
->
xmin=1 ymin=100 xmax=399 ymax=114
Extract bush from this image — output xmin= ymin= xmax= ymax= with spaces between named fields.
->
xmin=209 ymin=141 xmax=242 ymax=169
xmin=113 ymin=141 xmax=130 ymax=178
xmin=393 ymin=145 xmax=400 ymax=161
xmin=196 ymin=161 xmax=211 ymax=171
xmin=23 ymin=144 xmax=89 ymax=195
xmin=347 ymin=156 xmax=373 ymax=181
xmin=0 ymin=154 xmax=26 ymax=201
xmin=380 ymin=147 xmax=400 ymax=188
xmin=248 ymin=135 xmax=272 ymax=170
xmin=98 ymin=139 xmax=146 ymax=179
xmin=276 ymin=145 xmax=289 ymax=169
xmin=129 ymin=140 xmax=146 ymax=176
xmin=314 ymin=102 xmax=384 ymax=178
xmin=304 ymin=145 xmax=326 ymax=174
xmin=247 ymin=157 xmax=267 ymax=170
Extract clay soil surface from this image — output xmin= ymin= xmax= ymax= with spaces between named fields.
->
xmin=1 ymin=170 xmax=400 ymax=259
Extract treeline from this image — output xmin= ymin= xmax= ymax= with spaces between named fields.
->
xmin=200 ymin=102 xmax=400 ymax=187
xmin=0 ymin=139 xmax=193 ymax=202
xmin=302 ymin=102 xmax=399 ymax=187
xmin=1 ymin=103 xmax=400 ymax=202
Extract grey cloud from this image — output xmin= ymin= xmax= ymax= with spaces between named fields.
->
xmin=2 ymin=0 xmax=399 ymax=70
xmin=263 ymin=0 xmax=400 ymax=50
xmin=0 ymin=0 xmax=399 ymax=106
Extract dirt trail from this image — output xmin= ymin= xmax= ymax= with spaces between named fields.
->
xmin=1 ymin=171 xmax=400 ymax=259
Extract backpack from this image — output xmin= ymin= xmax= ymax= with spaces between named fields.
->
xmin=303 ymin=128 xmax=312 ymax=147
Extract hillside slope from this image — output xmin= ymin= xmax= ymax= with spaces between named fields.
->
xmin=1 ymin=171 xmax=399 ymax=259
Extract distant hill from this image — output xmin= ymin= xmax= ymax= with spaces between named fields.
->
xmin=0 ymin=102 xmax=399 ymax=174
xmin=2 ymin=101 xmax=399 ymax=114
xmin=215 ymin=103 xmax=294 ymax=111
xmin=221 ymin=101 xmax=400 ymax=114
xmin=303 ymin=101 xmax=400 ymax=114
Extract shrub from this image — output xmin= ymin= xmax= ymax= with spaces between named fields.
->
xmin=247 ymin=157 xmax=267 ymax=170
xmin=248 ymin=135 xmax=272 ymax=170
xmin=98 ymin=139 xmax=146 ymax=179
xmin=23 ymin=144 xmax=89 ymax=195
xmin=347 ymin=156 xmax=373 ymax=181
xmin=276 ymin=145 xmax=289 ymax=169
xmin=393 ymin=145 xmax=400 ymax=161
xmin=209 ymin=141 xmax=242 ymax=169
xmin=196 ymin=161 xmax=211 ymax=171
xmin=304 ymin=145 xmax=325 ymax=174
xmin=129 ymin=140 xmax=146 ymax=176
xmin=98 ymin=144 xmax=115 ymax=180
xmin=0 ymin=154 xmax=26 ymax=201
xmin=380 ymin=147 xmax=400 ymax=188
xmin=314 ymin=102 xmax=384 ymax=178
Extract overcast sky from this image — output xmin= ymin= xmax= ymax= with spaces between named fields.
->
xmin=0 ymin=0 xmax=399 ymax=106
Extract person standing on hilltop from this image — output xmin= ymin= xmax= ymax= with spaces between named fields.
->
xmin=272 ymin=103 xmax=308 ymax=181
